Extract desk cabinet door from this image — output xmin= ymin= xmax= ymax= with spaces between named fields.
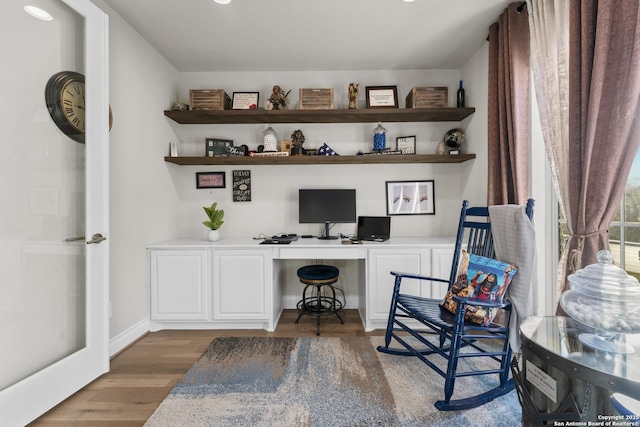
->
xmin=367 ymin=249 xmax=430 ymax=320
xmin=212 ymin=250 xmax=271 ymax=320
xmin=150 ymin=249 xmax=209 ymax=321
xmin=428 ymin=248 xmax=455 ymax=298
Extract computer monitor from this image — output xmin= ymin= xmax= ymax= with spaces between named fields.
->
xmin=299 ymin=189 xmax=356 ymax=239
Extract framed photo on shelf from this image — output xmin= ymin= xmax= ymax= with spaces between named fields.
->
xmin=206 ymin=138 xmax=233 ymax=156
xmin=396 ymin=135 xmax=416 ymax=154
xmin=232 ymin=92 xmax=259 ymax=110
xmin=365 ymin=85 xmax=398 ymax=109
xmin=386 ymin=180 xmax=435 ymax=215
xmin=196 ymin=172 xmax=226 ymax=189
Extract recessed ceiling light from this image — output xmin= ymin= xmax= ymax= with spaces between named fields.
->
xmin=24 ymin=5 xmax=53 ymax=21
xmin=403 ymin=0 xmax=416 ymax=2
xmin=213 ymin=0 xmax=232 ymax=4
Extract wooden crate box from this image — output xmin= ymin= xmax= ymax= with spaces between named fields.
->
xmin=190 ymin=89 xmax=231 ymax=110
xmin=406 ymin=87 xmax=448 ymax=108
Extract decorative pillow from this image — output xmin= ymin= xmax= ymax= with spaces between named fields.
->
xmin=440 ymin=250 xmax=518 ymax=326
xmin=317 ymin=143 xmax=339 ymax=156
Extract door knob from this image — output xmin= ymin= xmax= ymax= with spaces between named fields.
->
xmin=86 ymin=233 xmax=107 ymax=244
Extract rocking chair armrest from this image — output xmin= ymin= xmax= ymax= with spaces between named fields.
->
xmin=390 ymin=271 xmax=449 ymax=283
xmin=452 ymin=295 xmax=512 ymax=309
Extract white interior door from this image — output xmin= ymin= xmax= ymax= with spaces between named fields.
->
xmin=0 ymin=1 xmax=109 ymax=425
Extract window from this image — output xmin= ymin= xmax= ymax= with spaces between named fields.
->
xmin=557 ymin=150 xmax=640 ymax=281
xmin=609 ymin=150 xmax=640 ymax=280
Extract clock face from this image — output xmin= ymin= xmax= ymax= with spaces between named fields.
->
xmin=45 ymin=71 xmax=86 ymax=143
xmin=61 ymin=79 xmax=85 ymax=133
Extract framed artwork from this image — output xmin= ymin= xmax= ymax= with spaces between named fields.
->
xmin=386 ymin=180 xmax=435 ymax=215
xmin=232 ymin=92 xmax=259 ymax=110
xmin=365 ymin=85 xmax=398 ymax=109
xmin=206 ymin=138 xmax=233 ymax=156
xmin=196 ymin=172 xmax=226 ymax=189
xmin=396 ymin=135 xmax=416 ymax=154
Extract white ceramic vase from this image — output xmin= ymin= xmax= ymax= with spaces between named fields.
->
xmin=207 ymin=229 xmax=221 ymax=242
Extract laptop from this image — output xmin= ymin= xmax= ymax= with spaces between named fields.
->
xmin=357 ymin=216 xmax=391 ymax=241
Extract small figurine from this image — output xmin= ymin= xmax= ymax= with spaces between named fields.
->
xmin=267 ymin=85 xmax=290 ymax=110
xmin=348 ymin=83 xmax=359 ymax=109
xmin=291 ymin=129 xmax=305 ymax=155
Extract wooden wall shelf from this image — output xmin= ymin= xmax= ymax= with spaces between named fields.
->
xmin=164 ymin=107 xmax=475 ymax=125
xmin=164 ymin=154 xmax=475 ymax=166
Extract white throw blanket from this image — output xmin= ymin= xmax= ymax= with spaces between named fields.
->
xmin=489 ymin=204 xmax=536 ymax=351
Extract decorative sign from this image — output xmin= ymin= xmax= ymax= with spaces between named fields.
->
xmin=232 ymin=92 xmax=259 ymax=110
xmin=196 ymin=172 xmax=225 ymax=189
xmin=232 ymin=170 xmax=251 ymax=202
xmin=366 ymin=86 xmax=398 ymax=108
xmin=525 ymin=361 xmax=557 ymax=403
xmin=396 ymin=136 xmax=416 ymax=154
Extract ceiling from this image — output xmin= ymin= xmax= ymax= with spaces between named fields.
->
xmin=101 ymin=0 xmax=513 ymax=72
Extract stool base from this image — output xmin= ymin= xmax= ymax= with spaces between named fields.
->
xmin=295 ymin=283 xmax=344 ymax=335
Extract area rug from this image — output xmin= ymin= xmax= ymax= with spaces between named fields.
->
xmin=144 ymin=336 xmax=521 ymax=427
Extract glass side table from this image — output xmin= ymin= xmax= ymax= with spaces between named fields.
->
xmin=518 ymin=316 xmax=640 ymax=426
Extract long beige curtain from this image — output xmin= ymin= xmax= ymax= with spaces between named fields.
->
xmin=528 ymin=0 xmax=640 ymax=311
xmin=526 ymin=0 xmax=571 ymax=306
xmin=487 ymin=2 xmax=531 ymax=206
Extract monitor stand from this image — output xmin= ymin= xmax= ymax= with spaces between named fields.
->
xmin=317 ymin=221 xmax=338 ymax=240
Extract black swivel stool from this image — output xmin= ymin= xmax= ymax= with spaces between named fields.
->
xmin=295 ymin=264 xmax=344 ymax=335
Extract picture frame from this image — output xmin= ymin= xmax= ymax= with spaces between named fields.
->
xmin=196 ymin=172 xmax=226 ymax=189
xmin=396 ymin=135 xmax=416 ymax=155
xmin=232 ymin=92 xmax=259 ymax=110
xmin=365 ymin=85 xmax=398 ymax=109
xmin=205 ymin=138 xmax=233 ymax=156
xmin=386 ymin=180 xmax=435 ymax=215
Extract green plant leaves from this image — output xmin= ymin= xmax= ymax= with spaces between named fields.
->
xmin=203 ymin=202 xmax=224 ymax=230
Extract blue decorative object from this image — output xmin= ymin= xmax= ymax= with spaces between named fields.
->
xmin=317 ymin=143 xmax=339 ymax=156
xmin=372 ymin=122 xmax=387 ymax=151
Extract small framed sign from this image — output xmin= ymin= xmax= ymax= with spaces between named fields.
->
xmin=396 ymin=136 xmax=416 ymax=154
xmin=232 ymin=170 xmax=251 ymax=202
xmin=196 ymin=172 xmax=226 ymax=189
xmin=206 ymin=138 xmax=233 ymax=156
xmin=366 ymin=85 xmax=398 ymax=109
xmin=232 ymin=92 xmax=259 ymax=110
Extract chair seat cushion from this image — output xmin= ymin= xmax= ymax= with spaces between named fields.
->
xmin=297 ymin=265 xmax=339 ymax=281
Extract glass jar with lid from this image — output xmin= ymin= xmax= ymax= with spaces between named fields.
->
xmin=263 ymin=125 xmax=277 ymax=152
xmin=372 ymin=122 xmax=387 ymax=151
xmin=560 ymin=250 xmax=640 ymax=353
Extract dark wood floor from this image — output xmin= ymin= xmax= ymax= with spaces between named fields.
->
xmin=30 ymin=310 xmax=383 ymax=426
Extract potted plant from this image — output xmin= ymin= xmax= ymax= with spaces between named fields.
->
xmin=202 ymin=201 xmax=224 ymax=241
xmin=291 ymin=129 xmax=305 ymax=155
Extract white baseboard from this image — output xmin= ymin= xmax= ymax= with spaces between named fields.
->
xmin=109 ymin=317 xmax=150 ymax=357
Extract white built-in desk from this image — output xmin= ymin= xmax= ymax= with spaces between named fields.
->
xmin=147 ymin=237 xmax=455 ymax=332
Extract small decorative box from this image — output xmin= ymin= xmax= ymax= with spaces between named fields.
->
xmin=299 ymin=88 xmax=334 ymax=110
xmin=189 ymin=89 xmax=231 ymax=110
xmin=406 ymin=87 xmax=448 ymax=108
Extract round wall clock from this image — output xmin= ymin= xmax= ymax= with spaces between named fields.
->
xmin=45 ymin=71 xmax=86 ymax=143
xmin=45 ymin=71 xmax=113 ymax=144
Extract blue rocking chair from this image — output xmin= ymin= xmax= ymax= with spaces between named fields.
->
xmin=377 ymin=199 xmax=534 ymax=411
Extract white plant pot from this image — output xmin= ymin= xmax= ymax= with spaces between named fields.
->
xmin=207 ymin=229 xmax=221 ymax=242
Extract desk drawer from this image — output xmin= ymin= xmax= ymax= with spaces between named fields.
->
xmin=277 ymin=247 xmax=365 ymax=259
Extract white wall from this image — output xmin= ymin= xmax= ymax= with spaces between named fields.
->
xmin=91 ymin=0 xmax=180 ymax=341
xmin=460 ymin=42 xmax=490 ymax=206
xmin=92 ymin=2 xmax=491 ymax=343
